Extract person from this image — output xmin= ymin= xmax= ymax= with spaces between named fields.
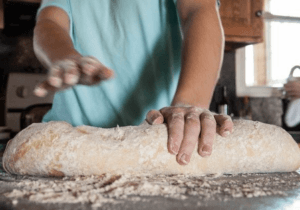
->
xmin=33 ymin=0 xmax=233 ymax=166
xmin=284 ymin=79 xmax=300 ymax=128
xmin=285 ymin=81 xmax=300 ymax=100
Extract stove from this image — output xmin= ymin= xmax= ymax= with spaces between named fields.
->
xmin=6 ymin=73 xmax=54 ymax=132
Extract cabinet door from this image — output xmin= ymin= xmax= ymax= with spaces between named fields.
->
xmin=219 ymin=0 xmax=264 ymax=44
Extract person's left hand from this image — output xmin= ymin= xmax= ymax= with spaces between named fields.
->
xmin=284 ymin=81 xmax=300 ymax=100
xmin=146 ymin=106 xmax=234 ymax=165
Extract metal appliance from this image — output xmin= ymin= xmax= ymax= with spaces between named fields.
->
xmin=282 ymin=66 xmax=300 ymax=140
xmin=5 ymin=73 xmax=54 ymax=133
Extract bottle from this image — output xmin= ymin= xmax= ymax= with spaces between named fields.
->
xmin=218 ymin=86 xmax=229 ymax=115
xmin=239 ymin=96 xmax=252 ymax=120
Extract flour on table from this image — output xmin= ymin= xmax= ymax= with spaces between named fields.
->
xmin=4 ymin=172 xmax=300 ymax=208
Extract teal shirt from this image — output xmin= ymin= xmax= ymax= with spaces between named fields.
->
xmin=38 ymin=0 xmax=182 ymax=127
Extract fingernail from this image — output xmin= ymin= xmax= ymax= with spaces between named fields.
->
xmin=170 ymin=144 xmax=178 ymax=155
xmin=222 ymin=131 xmax=231 ymax=137
xmin=152 ymin=118 xmax=160 ymax=125
xmin=49 ymin=77 xmax=62 ymax=88
xmin=152 ymin=116 xmax=163 ymax=125
xmin=34 ymin=87 xmax=48 ymax=97
xmin=201 ymin=145 xmax=211 ymax=157
xmin=65 ymin=74 xmax=79 ymax=85
xmin=180 ymin=154 xmax=188 ymax=165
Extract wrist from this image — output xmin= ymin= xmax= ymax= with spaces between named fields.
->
xmin=171 ymin=99 xmax=210 ymax=109
xmin=171 ymin=85 xmax=214 ymax=110
xmin=49 ymin=51 xmax=82 ymax=66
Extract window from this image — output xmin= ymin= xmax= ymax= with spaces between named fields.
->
xmin=236 ymin=0 xmax=300 ymax=97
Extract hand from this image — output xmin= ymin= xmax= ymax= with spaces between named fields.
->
xmin=146 ymin=106 xmax=234 ymax=165
xmin=284 ymin=81 xmax=300 ymax=100
xmin=34 ymin=56 xmax=114 ymax=97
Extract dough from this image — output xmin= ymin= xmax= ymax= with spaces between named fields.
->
xmin=3 ymin=120 xmax=300 ymax=177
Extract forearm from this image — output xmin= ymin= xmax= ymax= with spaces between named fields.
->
xmin=33 ymin=19 xmax=81 ymax=69
xmin=172 ymin=3 xmax=224 ymax=108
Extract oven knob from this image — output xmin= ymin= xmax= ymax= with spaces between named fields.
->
xmin=16 ymin=86 xmax=29 ymax=98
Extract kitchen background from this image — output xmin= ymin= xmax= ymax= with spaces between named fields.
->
xmin=0 ymin=0 xmax=298 ymax=134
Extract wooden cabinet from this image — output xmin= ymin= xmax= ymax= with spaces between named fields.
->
xmin=219 ymin=0 xmax=264 ymax=51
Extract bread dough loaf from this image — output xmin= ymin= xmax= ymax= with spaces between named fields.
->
xmin=3 ymin=120 xmax=300 ymax=177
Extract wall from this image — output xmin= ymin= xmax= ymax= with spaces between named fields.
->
xmin=210 ymin=51 xmax=244 ymax=117
xmin=211 ymin=51 xmax=283 ymax=127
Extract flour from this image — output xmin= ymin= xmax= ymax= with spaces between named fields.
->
xmin=4 ymin=172 xmax=300 ymax=208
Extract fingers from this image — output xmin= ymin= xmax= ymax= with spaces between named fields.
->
xmin=176 ymin=108 xmax=201 ymax=165
xmin=34 ymin=56 xmax=114 ymax=97
xmin=285 ymin=82 xmax=300 ymax=98
xmin=198 ymin=112 xmax=216 ymax=157
xmin=286 ymin=90 xmax=300 ymax=99
xmin=81 ymin=56 xmax=114 ymax=79
xmin=286 ymin=92 xmax=300 ymax=99
xmin=214 ymin=114 xmax=233 ymax=137
xmin=34 ymin=80 xmax=59 ymax=97
xmin=155 ymin=106 xmax=233 ymax=165
xmin=79 ymin=56 xmax=114 ymax=85
xmin=285 ymin=81 xmax=300 ymax=87
xmin=49 ymin=60 xmax=80 ymax=87
xmin=81 ymin=56 xmax=100 ymax=76
xmin=34 ymin=60 xmax=79 ymax=97
xmin=146 ymin=110 xmax=164 ymax=125
xmin=62 ymin=60 xmax=80 ymax=85
xmin=48 ymin=65 xmax=63 ymax=88
xmin=161 ymin=107 xmax=185 ymax=156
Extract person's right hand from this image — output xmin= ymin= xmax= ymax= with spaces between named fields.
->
xmin=34 ymin=56 xmax=114 ymax=97
xmin=284 ymin=81 xmax=300 ymax=100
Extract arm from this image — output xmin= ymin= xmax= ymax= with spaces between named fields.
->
xmin=172 ymin=0 xmax=224 ymax=108
xmin=146 ymin=0 xmax=233 ymax=165
xmin=34 ymin=7 xmax=80 ymax=68
xmin=33 ymin=7 xmax=113 ymax=97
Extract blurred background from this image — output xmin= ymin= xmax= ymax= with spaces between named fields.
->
xmin=0 ymin=0 xmax=300 ymax=151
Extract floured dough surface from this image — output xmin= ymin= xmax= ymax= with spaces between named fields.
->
xmin=3 ymin=172 xmax=300 ymax=208
xmin=2 ymin=120 xmax=300 ymax=177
